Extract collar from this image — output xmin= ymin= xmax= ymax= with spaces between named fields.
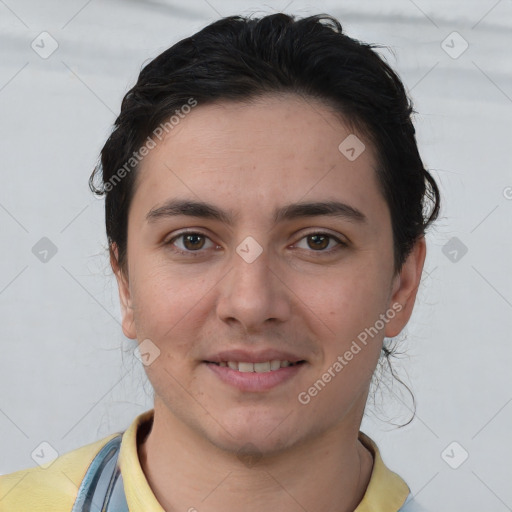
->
xmin=118 ymin=409 xmax=410 ymax=511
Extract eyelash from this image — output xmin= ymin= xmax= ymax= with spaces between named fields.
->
xmin=165 ymin=230 xmax=347 ymax=257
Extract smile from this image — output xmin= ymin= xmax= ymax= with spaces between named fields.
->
xmin=210 ymin=360 xmax=305 ymax=372
xmin=205 ymin=360 xmax=306 ymax=392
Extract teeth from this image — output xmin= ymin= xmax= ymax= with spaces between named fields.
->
xmin=238 ymin=362 xmax=254 ymax=373
xmin=219 ymin=360 xmax=298 ymax=372
xmin=270 ymin=360 xmax=281 ymax=370
xmin=254 ymin=361 xmax=271 ymax=373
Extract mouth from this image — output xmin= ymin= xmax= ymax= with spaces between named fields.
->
xmin=206 ymin=360 xmax=306 ymax=373
xmin=203 ymin=358 xmax=307 ymax=392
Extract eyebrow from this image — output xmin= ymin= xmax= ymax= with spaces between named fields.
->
xmin=146 ymin=199 xmax=367 ymax=225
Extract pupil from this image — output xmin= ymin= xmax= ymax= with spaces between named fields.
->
xmin=309 ymin=235 xmax=328 ymax=250
xmin=184 ymin=234 xmax=204 ymax=250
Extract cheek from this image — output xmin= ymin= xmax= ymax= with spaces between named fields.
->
xmin=296 ymin=259 xmax=391 ymax=338
xmin=296 ymin=267 xmax=387 ymax=415
xmin=130 ymin=260 xmax=210 ymax=349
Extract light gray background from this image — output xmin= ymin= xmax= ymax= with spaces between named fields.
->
xmin=1 ymin=0 xmax=511 ymax=510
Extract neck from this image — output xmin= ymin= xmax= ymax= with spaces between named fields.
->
xmin=138 ymin=405 xmax=374 ymax=512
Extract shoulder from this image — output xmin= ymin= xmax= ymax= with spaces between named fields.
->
xmin=0 ymin=433 xmax=119 ymax=512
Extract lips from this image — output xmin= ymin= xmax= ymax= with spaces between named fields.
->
xmin=205 ymin=360 xmax=305 ymax=392
xmin=211 ymin=360 xmax=304 ymax=372
xmin=204 ymin=348 xmax=305 ymax=365
xmin=203 ymin=349 xmax=306 ymax=391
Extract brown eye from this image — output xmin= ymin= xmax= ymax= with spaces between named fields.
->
xmin=307 ymin=234 xmax=329 ymax=250
xmin=294 ymin=232 xmax=345 ymax=253
xmin=182 ymin=233 xmax=206 ymax=250
xmin=167 ymin=232 xmax=216 ymax=254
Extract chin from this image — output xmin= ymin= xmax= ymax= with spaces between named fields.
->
xmin=203 ymin=409 xmax=306 ymax=458
xmin=213 ymin=430 xmax=297 ymax=459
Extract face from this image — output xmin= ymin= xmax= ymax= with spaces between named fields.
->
xmin=114 ymin=94 xmax=425 ymax=455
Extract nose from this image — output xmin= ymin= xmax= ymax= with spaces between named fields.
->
xmin=216 ymin=243 xmax=292 ymax=332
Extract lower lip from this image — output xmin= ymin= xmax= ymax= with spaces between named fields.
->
xmin=205 ymin=362 xmax=304 ymax=392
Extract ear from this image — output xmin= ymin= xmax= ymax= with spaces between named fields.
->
xmin=110 ymin=243 xmax=137 ymax=340
xmin=385 ymin=236 xmax=426 ymax=338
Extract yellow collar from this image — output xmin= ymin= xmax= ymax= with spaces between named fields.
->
xmin=119 ymin=409 xmax=410 ymax=511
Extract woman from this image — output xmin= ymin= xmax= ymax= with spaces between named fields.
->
xmin=0 ymin=12 xmax=440 ymax=511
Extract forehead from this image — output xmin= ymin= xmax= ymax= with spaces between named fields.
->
xmin=131 ymin=94 xmax=388 ymax=231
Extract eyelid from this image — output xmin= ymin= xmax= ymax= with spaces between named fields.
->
xmin=166 ymin=230 xmax=218 ymax=255
xmin=165 ymin=229 xmax=347 ymax=256
xmin=296 ymin=228 xmax=348 ymax=243
xmin=292 ymin=230 xmax=347 ymax=252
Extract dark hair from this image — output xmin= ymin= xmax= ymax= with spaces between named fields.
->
xmin=90 ymin=12 xmax=440 ymax=277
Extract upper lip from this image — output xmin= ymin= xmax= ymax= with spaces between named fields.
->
xmin=204 ymin=349 xmax=306 ymax=364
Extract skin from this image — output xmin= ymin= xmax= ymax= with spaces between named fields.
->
xmin=112 ymin=93 xmax=426 ymax=512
